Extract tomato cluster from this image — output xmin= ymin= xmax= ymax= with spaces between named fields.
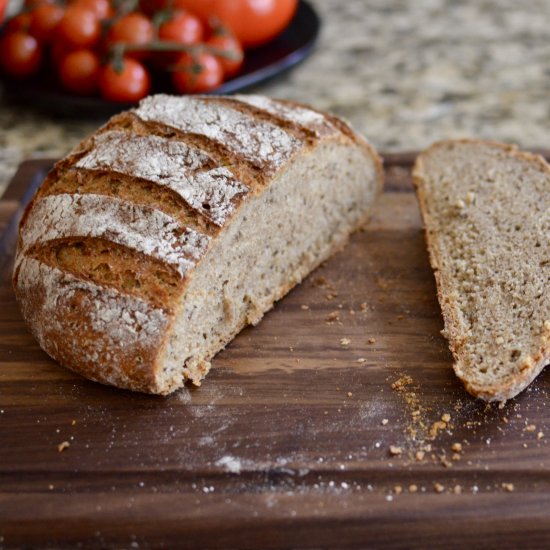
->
xmin=0 ymin=0 xmax=260 ymax=102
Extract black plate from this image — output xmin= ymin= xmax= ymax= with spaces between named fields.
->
xmin=0 ymin=1 xmax=320 ymax=118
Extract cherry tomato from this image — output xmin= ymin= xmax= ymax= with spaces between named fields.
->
xmin=0 ymin=32 xmax=42 ymax=78
xmin=5 ymin=13 xmax=32 ymax=33
xmin=29 ymin=4 xmax=65 ymax=43
xmin=107 ymin=13 xmax=153 ymax=58
xmin=59 ymin=49 xmax=100 ymax=95
xmin=171 ymin=52 xmax=223 ymax=93
xmin=58 ymin=6 xmax=101 ymax=49
xmin=158 ymin=10 xmax=203 ymax=45
xmin=99 ymin=57 xmax=151 ymax=102
xmin=171 ymin=0 xmax=298 ymax=47
xmin=207 ymin=33 xmax=243 ymax=77
xmin=72 ymin=0 xmax=113 ymax=21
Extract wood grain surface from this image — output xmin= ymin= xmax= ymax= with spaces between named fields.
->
xmin=1 ymin=154 xmax=549 ymax=549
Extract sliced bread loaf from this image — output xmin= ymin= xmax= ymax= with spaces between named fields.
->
xmin=413 ymin=140 xmax=549 ymax=401
xmin=13 ymin=94 xmax=383 ymax=395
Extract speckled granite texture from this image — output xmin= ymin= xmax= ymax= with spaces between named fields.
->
xmin=1 ymin=0 xmax=550 ymax=194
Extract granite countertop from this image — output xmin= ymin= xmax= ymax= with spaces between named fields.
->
xmin=1 ymin=0 xmax=549 ymax=195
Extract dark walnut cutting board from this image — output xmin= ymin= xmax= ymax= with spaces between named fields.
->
xmin=1 ymin=154 xmax=550 ymax=549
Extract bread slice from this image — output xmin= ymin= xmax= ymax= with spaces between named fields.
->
xmin=413 ymin=140 xmax=550 ymax=401
xmin=13 ymin=94 xmax=383 ymax=395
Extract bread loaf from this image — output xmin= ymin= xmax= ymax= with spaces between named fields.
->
xmin=413 ymin=139 xmax=549 ymax=401
xmin=14 ymin=94 xmax=383 ymax=394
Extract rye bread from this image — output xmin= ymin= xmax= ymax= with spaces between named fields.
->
xmin=13 ymin=94 xmax=383 ymax=395
xmin=413 ymin=139 xmax=550 ymax=401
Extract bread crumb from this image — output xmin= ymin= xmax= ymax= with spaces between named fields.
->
xmin=537 ymin=431 xmax=544 ymax=440
xmin=389 ymin=445 xmax=402 ymax=456
xmin=429 ymin=420 xmax=447 ymax=438
xmin=381 ymin=418 xmax=389 ymax=426
xmin=441 ymin=413 xmax=451 ymax=423
xmin=367 ymin=338 xmax=376 ymax=344
xmin=502 ymin=483 xmax=515 ymax=492
xmin=347 ymin=392 xmax=353 ymax=398
xmin=356 ymin=358 xmax=366 ymax=364
xmin=391 ymin=375 xmax=412 ymax=391
xmin=57 ymin=441 xmax=70 ymax=453
xmin=340 ymin=338 xmax=351 ymax=347
xmin=453 ymin=485 xmax=463 ymax=495
xmin=440 ymin=457 xmax=453 ymax=468
xmin=434 ymin=482 xmax=445 ymax=493
xmin=409 ymin=484 xmax=418 ymax=493
xmin=452 ymin=453 xmax=461 ymax=461
xmin=360 ymin=302 xmax=367 ymax=311
xmin=415 ymin=451 xmax=425 ymax=461
xmin=393 ymin=485 xmax=403 ymax=495
xmin=525 ymin=424 xmax=536 ymax=432
xmin=326 ymin=311 xmax=340 ymax=323
xmin=300 ymin=304 xmax=309 ymax=310
xmin=451 ymin=442 xmax=462 ymax=453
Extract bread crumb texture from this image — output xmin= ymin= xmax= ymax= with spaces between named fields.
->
xmin=413 ymin=140 xmax=550 ymax=401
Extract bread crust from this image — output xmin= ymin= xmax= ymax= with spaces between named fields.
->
xmin=413 ymin=139 xmax=550 ymax=401
xmin=14 ymin=94 xmax=383 ymax=394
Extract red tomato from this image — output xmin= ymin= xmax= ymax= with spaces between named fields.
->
xmin=0 ymin=0 xmax=8 ymax=24
xmin=0 ymin=32 xmax=42 ymax=77
xmin=107 ymin=13 xmax=153 ymax=57
xmin=158 ymin=10 xmax=203 ymax=45
xmin=72 ymin=0 xmax=113 ymax=21
xmin=171 ymin=0 xmax=298 ymax=47
xmin=99 ymin=57 xmax=151 ymax=102
xmin=5 ymin=13 xmax=33 ymax=33
xmin=207 ymin=33 xmax=243 ymax=77
xmin=58 ymin=6 xmax=101 ymax=49
xmin=58 ymin=49 xmax=100 ymax=94
xmin=29 ymin=4 xmax=65 ymax=43
xmin=171 ymin=52 xmax=223 ymax=93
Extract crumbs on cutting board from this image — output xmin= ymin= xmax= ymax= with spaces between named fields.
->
xmin=34 ymin=372 xmax=549 ymax=506
xmin=377 ymin=371 xmax=550 ymax=496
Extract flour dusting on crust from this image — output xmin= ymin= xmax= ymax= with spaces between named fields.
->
xmin=232 ymin=95 xmax=339 ymax=137
xmin=76 ymin=130 xmax=249 ymax=226
xmin=22 ymin=194 xmax=210 ymax=277
xmin=134 ymin=95 xmax=302 ymax=173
